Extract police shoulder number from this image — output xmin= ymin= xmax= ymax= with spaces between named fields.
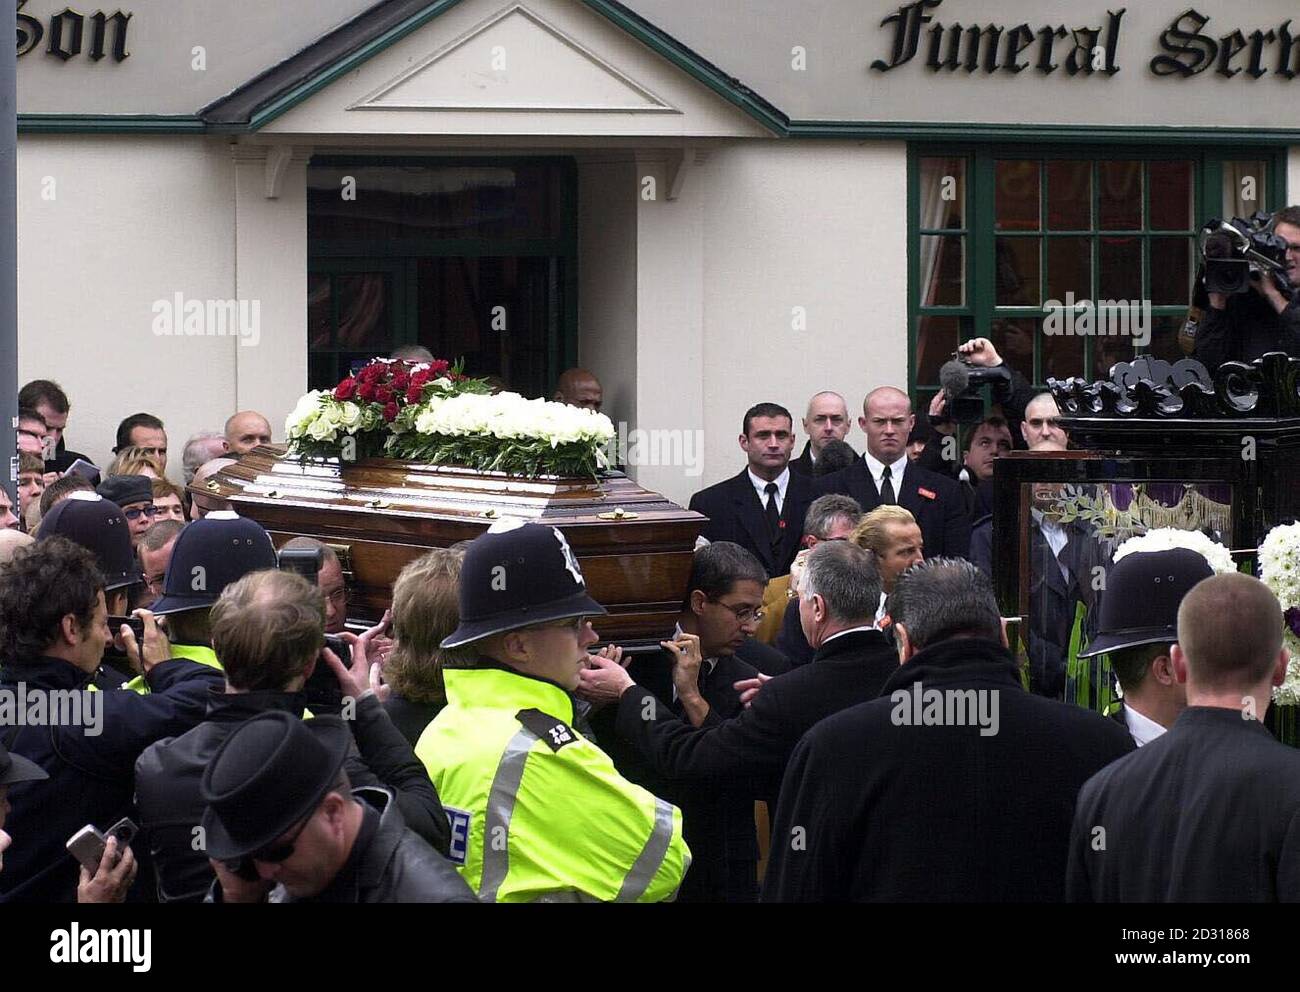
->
xmin=516 ymin=708 xmax=577 ymax=752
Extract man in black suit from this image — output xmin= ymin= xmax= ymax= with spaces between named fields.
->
xmin=1069 ymin=572 xmax=1300 ymax=902
xmin=1075 ymin=548 xmax=1213 ymax=747
xmin=19 ymin=379 xmax=93 ymax=476
xmin=580 ymin=541 xmax=897 ymax=821
xmin=688 ymin=403 xmax=813 ymax=579
xmin=790 ymin=392 xmax=854 ymax=476
xmin=814 ymin=387 xmax=970 ymax=558
xmin=1025 ymin=483 xmax=1108 ymax=698
xmin=587 ymin=542 xmax=770 ymax=902
xmin=764 ymin=558 xmax=1132 ymax=903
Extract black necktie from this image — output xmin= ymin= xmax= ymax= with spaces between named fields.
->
xmin=764 ymin=482 xmax=782 ymax=547
xmin=880 ymin=466 xmax=896 ymax=505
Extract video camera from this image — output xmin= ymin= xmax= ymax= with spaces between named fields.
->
xmin=937 ymin=358 xmax=1012 ymax=425
xmin=1199 ymin=212 xmax=1293 ymax=296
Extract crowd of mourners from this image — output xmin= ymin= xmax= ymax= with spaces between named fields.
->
xmin=3 ymin=340 xmax=1299 ymax=905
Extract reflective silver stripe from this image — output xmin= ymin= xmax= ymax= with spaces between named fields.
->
xmin=478 ymin=726 xmax=538 ymax=902
xmin=615 ymin=797 xmax=676 ymax=902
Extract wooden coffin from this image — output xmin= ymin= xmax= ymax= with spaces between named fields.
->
xmin=191 ymin=445 xmax=705 ymax=647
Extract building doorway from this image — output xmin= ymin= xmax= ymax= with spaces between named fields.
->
xmin=307 ymin=156 xmax=577 ymax=398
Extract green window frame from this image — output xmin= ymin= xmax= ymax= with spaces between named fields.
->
xmin=908 ymin=145 xmax=1288 ymax=407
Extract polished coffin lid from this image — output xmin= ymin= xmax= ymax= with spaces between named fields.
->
xmin=191 ymin=445 xmax=706 ymax=646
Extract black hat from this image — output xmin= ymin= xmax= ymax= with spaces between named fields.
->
xmin=37 ymin=492 xmax=140 ymax=591
xmin=149 ymin=511 xmax=277 ymax=615
xmin=1077 ymin=548 xmax=1214 ymax=658
xmin=0 ymin=740 xmax=47 ymax=786
xmin=199 ymin=711 xmax=351 ymax=861
xmin=96 ymin=474 xmax=152 ymax=508
xmin=441 ymin=520 xmax=606 ymax=649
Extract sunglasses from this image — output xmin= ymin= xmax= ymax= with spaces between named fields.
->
xmin=239 ymin=813 xmax=314 ymax=868
xmin=122 ymin=505 xmax=158 ymax=522
xmin=530 ymin=616 xmax=587 ymax=634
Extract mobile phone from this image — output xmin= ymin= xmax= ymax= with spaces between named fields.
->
xmin=66 ymin=817 xmax=138 ymax=872
xmin=278 ymin=546 xmax=323 ymax=583
xmin=223 ymin=857 xmax=262 ymax=882
xmin=303 ymin=633 xmax=352 ymax=711
xmin=108 ymin=615 xmax=146 ymax=642
xmin=66 ymin=826 xmax=106 ymax=872
xmin=323 ymin=633 xmax=351 ymax=661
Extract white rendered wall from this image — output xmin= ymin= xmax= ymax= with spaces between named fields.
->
xmin=630 ymin=140 xmax=908 ymax=506
xmin=577 ymin=158 xmax=639 ymax=449
xmin=17 ymin=136 xmax=238 ymax=480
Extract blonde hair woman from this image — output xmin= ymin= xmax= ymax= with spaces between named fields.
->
xmin=382 ymin=546 xmax=476 ymax=746
xmin=105 ymin=446 xmax=164 ymax=480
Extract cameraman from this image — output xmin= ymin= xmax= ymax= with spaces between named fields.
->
xmin=1194 ymin=207 xmax=1300 ymax=370
xmin=926 ymin=337 xmax=1037 ymax=453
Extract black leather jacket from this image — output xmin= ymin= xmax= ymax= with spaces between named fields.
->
xmin=207 ymin=787 xmax=475 ymax=904
xmin=136 ymin=689 xmax=452 ymax=902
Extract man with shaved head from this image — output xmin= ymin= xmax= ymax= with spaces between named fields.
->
xmin=553 ymin=368 xmax=603 ymax=413
xmin=1021 ymin=392 xmax=1069 ymax=450
xmin=189 ymin=458 xmax=236 ymax=520
xmin=813 ymin=387 xmax=971 ymax=558
xmin=223 ymin=411 xmax=272 ymax=457
xmin=1069 ymin=573 xmax=1300 ymax=902
xmin=790 ymin=392 xmax=855 ymax=476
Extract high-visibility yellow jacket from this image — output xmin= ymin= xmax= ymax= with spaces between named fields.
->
xmin=122 ymin=643 xmax=222 ymax=695
xmin=417 ymin=664 xmax=690 ymax=903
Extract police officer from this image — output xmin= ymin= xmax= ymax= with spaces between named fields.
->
xmin=138 ymin=510 xmax=278 ymax=688
xmin=38 ymin=491 xmax=144 ymax=687
xmin=416 ymin=520 xmax=690 ymax=902
xmin=39 ymin=492 xmax=141 ymax=620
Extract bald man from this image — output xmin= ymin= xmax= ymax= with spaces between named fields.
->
xmin=223 ymin=411 xmax=272 ymax=456
xmin=553 ymin=369 xmax=603 ymax=413
xmin=790 ymin=392 xmax=855 ymax=477
xmin=813 ymin=387 xmax=971 ymax=558
xmin=189 ymin=457 xmax=236 ymax=520
xmin=1021 ymin=393 xmax=1069 ymax=450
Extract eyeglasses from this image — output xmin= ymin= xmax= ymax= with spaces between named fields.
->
xmin=530 ymin=616 xmax=587 ymax=634
xmin=323 ymin=586 xmax=351 ymax=607
xmin=144 ymin=573 xmax=166 ymax=591
xmin=247 ymin=812 xmax=314 ymax=865
xmin=710 ymin=600 xmax=765 ymax=624
xmin=122 ymin=505 xmax=158 ymax=522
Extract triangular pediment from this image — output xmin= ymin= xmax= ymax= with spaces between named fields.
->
xmin=352 ymin=4 xmax=673 ymax=114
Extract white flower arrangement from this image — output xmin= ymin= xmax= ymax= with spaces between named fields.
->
xmin=1258 ymin=523 xmax=1300 ymax=705
xmin=1112 ymin=527 xmax=1236 ymax=576
xmin=285 ymin=359 xmax=616 ymax=478
xmin=285 ymin=390 xmax=383 ymax=449
xmin=393 ymin=391 xmax=615 ymax=478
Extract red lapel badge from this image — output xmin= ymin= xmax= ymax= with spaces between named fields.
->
xmin=778 ymin=520 xmax=787 ymax=529
xmin=918 ymin=487 xmax=937 ymax=501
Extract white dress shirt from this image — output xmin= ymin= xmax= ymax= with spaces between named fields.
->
xmin=748 ymin=467 xmax=790 ymax=515
xmin=874 ymin=591 xmax=888 ymax=627
xmin=862 ymin=451 xmax=908 ymax=499
xmin=1124 ymin=704 xmax=1167 ymax=747
xmin=1031 ymin=509 xmax=1072 ymax=585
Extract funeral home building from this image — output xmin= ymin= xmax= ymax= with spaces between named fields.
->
xmin=15 ymin=0 xmax=1300 ymax=504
